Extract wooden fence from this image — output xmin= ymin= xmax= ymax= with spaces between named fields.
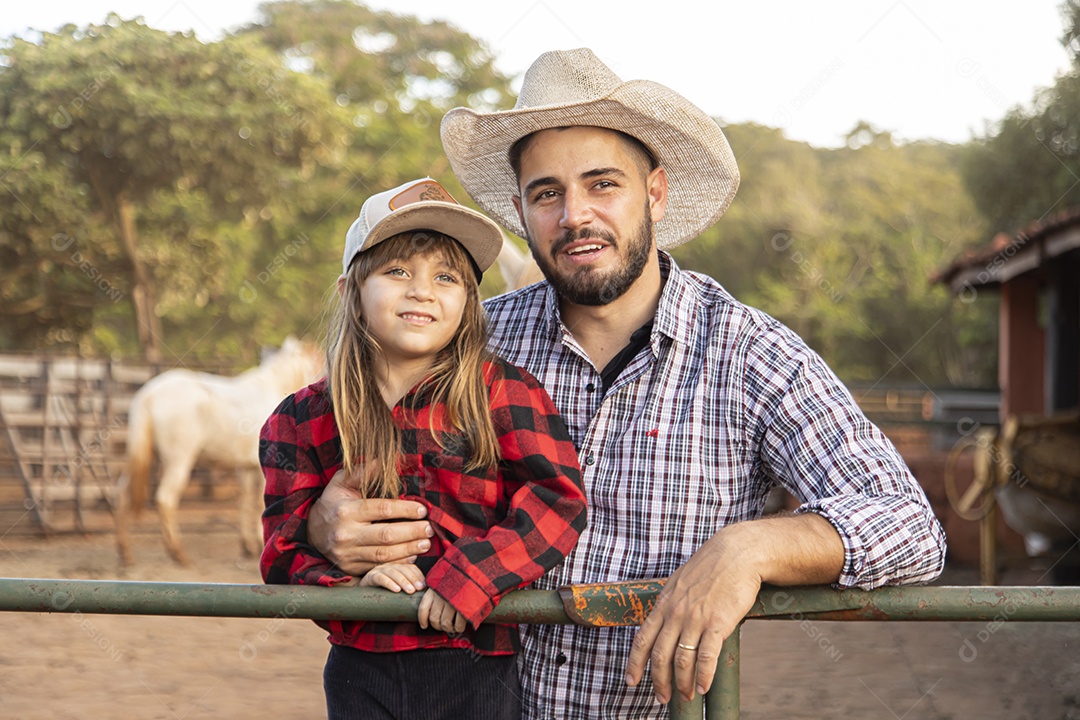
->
xmin=0 ymin=353 xmax=997 ymax=540
xmin=0 ymin=354 xmax=238 ymax=536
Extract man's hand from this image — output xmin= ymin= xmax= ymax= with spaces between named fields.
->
xmin=624 ymin=514 xmax=844 ymax=705
xmin=307 ymin=464 xmax=434 ymax=575
xmin=418 ymin=588 xmax=468 ymax=634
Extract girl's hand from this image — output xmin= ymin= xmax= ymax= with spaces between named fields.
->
xmin=417 ymin=588 xmax=468 ymax=634
xmin=357 ymin=563 xmax=426 ymax=593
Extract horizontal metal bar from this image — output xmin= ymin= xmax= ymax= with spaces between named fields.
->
xmin=2 ymin=578 xmax=1080 ymax=624
xmin=0 ymin=578 xmax=570 ymax=624
xmin=750 ymin=585 xmax=1080 ymax=622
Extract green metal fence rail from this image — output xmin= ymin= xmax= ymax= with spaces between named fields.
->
xmin=3 ymin=577 xmax=1080 ymax=718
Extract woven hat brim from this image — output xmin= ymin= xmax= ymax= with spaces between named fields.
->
xmin=360 ymin=203 xmax=503 ymax=273
xmin=441 ymin=79 xmax=740 ymax=249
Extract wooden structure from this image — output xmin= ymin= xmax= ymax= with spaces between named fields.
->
xmin=0 ymin=355 xmax=236 ymax=536
xmin=935 ymin=208 xmax=1080 ymax=582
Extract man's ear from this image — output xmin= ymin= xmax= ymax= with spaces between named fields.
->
xmin=647 ymin=166 xmax=668 ymax=223
xmin=512 ymin=194 xmax=526 ymax=230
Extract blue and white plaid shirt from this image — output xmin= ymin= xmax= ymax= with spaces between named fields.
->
xmin=484 ymin=252 xmax=946 ymax=719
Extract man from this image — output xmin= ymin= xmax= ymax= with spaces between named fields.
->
xmin=305 ymin=48 xmax=946 ymax=717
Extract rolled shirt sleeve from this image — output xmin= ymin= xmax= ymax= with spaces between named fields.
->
xmin=748 ymin=324 xmax=947 ymax=589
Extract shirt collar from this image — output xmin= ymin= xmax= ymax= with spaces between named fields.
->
xmin=652 ymin=252 xmax=697 ymax=348
xmin=537 ymin=280 xmax=563 ymax=342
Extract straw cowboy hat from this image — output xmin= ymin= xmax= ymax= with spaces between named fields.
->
xmin=440 ymin=48 xmax=740 ymax=249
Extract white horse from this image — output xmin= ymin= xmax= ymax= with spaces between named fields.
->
xmin=115 ymin=336 xmax=324 ymax=566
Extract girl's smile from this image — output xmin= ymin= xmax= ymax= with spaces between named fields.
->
xmin=400 ymin=311 xmax=436 ymax=324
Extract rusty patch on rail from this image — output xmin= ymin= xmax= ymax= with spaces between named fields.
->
xmin=558 ymin=579 xmax=667 ymax=626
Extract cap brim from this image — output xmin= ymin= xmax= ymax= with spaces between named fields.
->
xmin=441 ymin=80 xmax=740 ymax=250
xmin=361 ymin=202 xmax=504 ymax=273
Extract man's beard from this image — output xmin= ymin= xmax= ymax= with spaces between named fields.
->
xmin=526 ymin=208 xmax=653 ymax=307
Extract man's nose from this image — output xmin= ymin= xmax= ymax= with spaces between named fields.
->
xmin=559 ymin=186 xmax=595 ymax=230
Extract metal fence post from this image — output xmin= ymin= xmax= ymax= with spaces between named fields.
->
xmin=669 ymin=691 xmax=703 ymax=719
xmin=706 ymin=623 xmax=741 ymax=719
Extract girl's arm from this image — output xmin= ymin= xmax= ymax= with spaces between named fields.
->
xmin=259 ymin=386 xmax=356 ymax=587
xmin=424 ymin=361 xmax=587 ymax=629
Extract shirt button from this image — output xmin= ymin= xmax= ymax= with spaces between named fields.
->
xmin=585 ymin=383 xmax=595 ymax=393
xmin=555 ymin=652 xmax=567 ymax=666
xmin=585 ymin=454 xmax=595 ymax=466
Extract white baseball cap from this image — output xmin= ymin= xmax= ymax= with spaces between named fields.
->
xmin=342 ymin=177 xmax=504 ymax=281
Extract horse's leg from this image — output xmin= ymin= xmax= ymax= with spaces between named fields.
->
xmin=156 ymin=457 xmax=194 ymax=567
xmin=238 ymin=468 xmax=263 ymax=558
xmin=114 ymin=473 xmax=134 ymax=567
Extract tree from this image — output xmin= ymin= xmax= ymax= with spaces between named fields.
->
xmin=963 ymin=0 xmax=1080 ymax=233
xmin=0 ymin=16 xmax=350 ymax=359
xmin=0 ymin=134 xmax=115 ymax=350
xmin=245 ymin=0 xmax=511 ymax=120
xmin=1 ymin=5 xmax=515 ymax=361
xmin=675 ymin=122 xmax=995 ymax=387
xmin=241 ymin=0 xmax=515 ymax=221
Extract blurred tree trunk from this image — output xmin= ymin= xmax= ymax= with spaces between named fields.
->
xmin=116 ymin=194 xmax=162 ymax=362
xmin=85 ymin=160 xmax=162 ymax=362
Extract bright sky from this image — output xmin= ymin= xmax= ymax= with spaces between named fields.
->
xmin=1 ymin=1 xmax=1072 ymax=147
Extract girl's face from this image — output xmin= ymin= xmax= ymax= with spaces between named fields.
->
xmin=359 ymin=250 xmax=468 ymax=367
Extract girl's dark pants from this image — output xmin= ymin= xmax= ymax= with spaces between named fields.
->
xmin=324 ymin=644 xmax=521 ymax=719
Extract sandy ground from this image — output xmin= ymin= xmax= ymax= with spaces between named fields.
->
xmin=1 ymin=506 xmax=1079 ymax=719
xmin=0 ymin=507 xmax=329 ymax=720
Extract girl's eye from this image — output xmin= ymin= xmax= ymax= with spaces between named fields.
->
xmin=386 ymin=267 xmax=407 ymax=276
xmin=437 ymin=272 xmax=460 ymax=284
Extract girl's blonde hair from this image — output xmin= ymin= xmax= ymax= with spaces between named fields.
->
xmin=326 ymin=231 xmax=499 ymax=499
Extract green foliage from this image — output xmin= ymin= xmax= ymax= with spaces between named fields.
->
xmin=963 ymin=78 xmax=1080 ymax=233
xmin=241 ymin=0 xmax=513 ymax=195
xmin=1061 ymin=0 xmax=1080 ymax=63
xmin=0 ymin=2 xmax=996 ymax=387
xmin=0 ymin=15 xmax=354 ymax=362
xmin=964 ymin=1 xmax=1080 ymax=233
xmin=675 ymin=123 xmax=996 ymax=387
xmin=0 ymin=3 xmax=512 ymax=364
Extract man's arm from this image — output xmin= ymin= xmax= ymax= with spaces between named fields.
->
xmin=624 ymin=513 xmax=843 ymax=704
xmin=627 ymin=321 xmax=945 ymax=705
xmin=752 ymin=325 xmax=946 ymax=590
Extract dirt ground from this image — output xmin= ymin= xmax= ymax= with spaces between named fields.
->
xmin=1 ymin=505 xmax=1079 ymax=719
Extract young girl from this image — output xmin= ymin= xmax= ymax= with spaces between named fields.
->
xmin=258 ymin=178 xmax=587 ymax=720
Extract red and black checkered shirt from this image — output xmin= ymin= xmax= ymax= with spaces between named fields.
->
xmin=259 ymin=357 xmax=586 ymax=656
